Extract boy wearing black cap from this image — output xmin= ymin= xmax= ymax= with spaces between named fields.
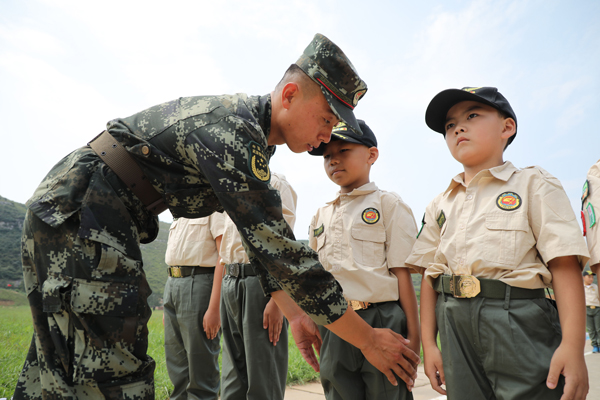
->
xmin=406 ymin=87 xmax=590 ymax=400
xmin=309 ymin=120 xmax=420 ymax=400
xmin=583 ymin=270 xmax=600 ymax=353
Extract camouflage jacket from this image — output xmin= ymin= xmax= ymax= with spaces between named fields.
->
xmin=27 ymin=94 xmax=347 ymax=325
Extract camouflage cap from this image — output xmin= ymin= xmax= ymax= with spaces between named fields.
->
xmin=296 ymin=33 xmax=368 ymax=135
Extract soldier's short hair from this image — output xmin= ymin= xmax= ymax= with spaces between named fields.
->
xmin=275 ymin=64 xmax=321 ymax=99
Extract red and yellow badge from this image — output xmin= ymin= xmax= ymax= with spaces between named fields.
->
xmin=248 ymin=141 xmax=270 ymax=182
xmin=353 ymin=89 xmax=367 ymax=107
xmin=362 ymin=207 xmax=380 ymax=224
xmin=496 ymin=192 xmax=522 ymax=211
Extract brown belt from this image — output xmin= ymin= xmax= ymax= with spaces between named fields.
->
xmin=168 ymin=266 xmax=215 ymax=278
xmin=88 ymin=130 xmax=168 ymax=215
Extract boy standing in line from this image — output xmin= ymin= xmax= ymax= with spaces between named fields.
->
xmin=308 ymin=120 xmax=420 ymax=400
xmin=407 ymin=87 xmax=589 ymax=400
xmin=583 ymin=270 xmax=600 ymax=353
xmin=219 ymin=172 xmax=297 ymax=400
xmin=163 ymin=212 xmax=224 ymax=400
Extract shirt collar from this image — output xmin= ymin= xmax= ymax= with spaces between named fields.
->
xmin=444 ymin=161 xmax=518 ymax=194
xmin=328 ymin=182 xmax=379 ymax=204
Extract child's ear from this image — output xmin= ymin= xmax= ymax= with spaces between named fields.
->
xmin=501 ymin=118 xmax=516 ymax=141
xmin=368 ymin=147 xmax=379 ymax=165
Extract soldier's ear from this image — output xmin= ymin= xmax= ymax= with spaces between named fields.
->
xmin=368 ymin=147 xmax=379 ymax=165
xmin=281 ymin=82 xmax=300 ymax=110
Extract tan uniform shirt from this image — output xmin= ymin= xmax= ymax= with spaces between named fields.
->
xmin=583 ymin=159 xmax=600 ymax=266
xmin=407 ymin=162 xmax=589 ymax=289
xmin=165 ymin=212 xmax=224 ymax=267
xmin=585 ymin=283 xmax=600 ymax=307
xmin=309 ymin=182 xmax=417 ymax=303
xmin=220 ymin=173 xmax=298 ymax=265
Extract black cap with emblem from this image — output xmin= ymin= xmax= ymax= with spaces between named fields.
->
xmin=296 ymin=33 xmax=368 ymax=135
xmin=425 ymin=87 xmax=518 ymax=145
xmin=309 ymin=119 xmax=376 ymax=156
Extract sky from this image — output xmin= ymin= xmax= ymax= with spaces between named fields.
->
xmin=1 ymin=0 xmax=599 ymax=240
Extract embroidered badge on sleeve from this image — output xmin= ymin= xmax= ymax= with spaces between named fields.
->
xmin=248 ymin=141 xmax=271 ymax=182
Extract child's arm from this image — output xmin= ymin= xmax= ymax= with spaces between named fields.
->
xmin=546 ymin=255 xmax=589 ymax=400
xmin=203 ymin=235 xmax=223 ymax=340
xmin=420 ymin=274 xmax=446 ymax=395
xmin=263 ymin=297 xmax=285 ymax=346
xmin=390 ymin=268 xmax=420 ymax=363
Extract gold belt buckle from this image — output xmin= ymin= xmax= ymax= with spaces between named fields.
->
xmin=592 ymin=306 xmax=597 ymax=309
xmin=348 ymin=300 xmax=370 ymax=311
xmin=449 ymin=275 xmax=481 ymax=298
xmin=170 ymin=266 xmax=183 ymax=278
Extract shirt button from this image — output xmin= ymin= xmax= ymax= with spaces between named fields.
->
xmin=142 ymin=145 xmax=150 ymax=155
xmin=460 ymin=224 xmax=465 ymax=230
xmin=467 ymin=195 xmax=473 ymax=200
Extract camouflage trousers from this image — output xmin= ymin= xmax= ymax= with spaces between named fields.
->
xmin=13 ymin=210 xmax=155 ymax=400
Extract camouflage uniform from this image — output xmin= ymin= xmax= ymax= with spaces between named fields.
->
xmin=15 ymin=33 xmax=368 ymax=399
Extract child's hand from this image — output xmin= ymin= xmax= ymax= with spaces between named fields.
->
xmin=423 ymin=342 xmax=446 ymax=395
xmin=289 ymin=313 xmax=322 ymax=372
xmin=203 ymin=307 xmax=220 ymax=340
xmin=263 ymin=298 xmax=284 ymax=346
xmin=547 ymin=342 xmax=588 ymax=400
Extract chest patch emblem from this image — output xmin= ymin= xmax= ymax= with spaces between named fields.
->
xmin=587 ymin=203 xmax=596 ymax=228
xmin=362 ymin=208 xmax=380 ymax=224
xmin=582 ymin=180 xmax=590 ymax=205
xmin=437 ymin=210 xmax=446 ymax=229
xmin=314 ymin=224 xmax=324 ymax=237
xmin=496 ymin=192 xmax=522 ymax=211
xmin=248 ymin=141 xmax=270 ymax=182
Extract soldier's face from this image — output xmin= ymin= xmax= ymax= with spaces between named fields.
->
xmin=284 ymin=91 xmax=339 ymax=153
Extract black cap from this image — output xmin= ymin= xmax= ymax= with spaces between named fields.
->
xmin=296 ymin=34 xmax=368 ymax=135
xmin=425 ymin=87 xmax=518 ymax=145
xmin=309 ymin=119 xmax=376 ymax=156
xmin=583 ymin=270 xmax=595 ymax=276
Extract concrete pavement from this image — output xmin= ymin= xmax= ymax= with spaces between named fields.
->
xmin=284 ymin=340 xmax=600 ymax=399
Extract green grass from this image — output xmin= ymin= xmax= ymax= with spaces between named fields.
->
xmin=0 ymin=306 xmax=319 ymax=399
xmin=0 ymin=289 xmax=28 ymax=306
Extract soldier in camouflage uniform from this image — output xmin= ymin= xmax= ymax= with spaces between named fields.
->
xmin=14 ymin=33 xmax=419 ymax=400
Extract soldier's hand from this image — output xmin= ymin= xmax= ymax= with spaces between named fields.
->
xmin=263 ymin=298 xmax=284 ymax=346
xmin=289 ymin=313 xmax=322 ymax=372
xmin=423 ymin=342 xmax=446 ymax=395
xmin=360 ymin=328 xmax=420 ymax=389
xmin=203 ymin=307 xmax=221 ymax=340
xmin=547 ymin=342 xmax=588 ymax=400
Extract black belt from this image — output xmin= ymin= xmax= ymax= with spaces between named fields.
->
xmin=168 ymin=266 xmax=215 ymax=278
xmin=225 ymin=263 xmax=256 ymax=278
xmin=434 ymin=275 xmax=545 ymax=299
xmin=89 ymin=130 xmax=168 ymax=215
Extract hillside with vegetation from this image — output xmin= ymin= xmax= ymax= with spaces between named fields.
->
xmin=0 ymin=196 xmax=171 ymax=307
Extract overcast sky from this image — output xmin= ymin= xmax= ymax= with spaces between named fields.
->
xmin=1 ymin=0 xmax=599 ymax=240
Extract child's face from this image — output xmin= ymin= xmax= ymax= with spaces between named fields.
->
xmin=322 ymin=140 xmax=377 ymax=193
xmin=444 ymin=101 xmax=513 ymax=169
xmin=584 ymin=275 xmax=594 ymax=285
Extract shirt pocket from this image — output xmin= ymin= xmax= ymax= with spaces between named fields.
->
xmin=351 ymin=224 xmax=386 ymax=266
xmin=484 ymin=213 xmax=531 ymax=266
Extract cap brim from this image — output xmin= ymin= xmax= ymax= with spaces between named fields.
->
xmin=308 ymin=133 xmax=364 ymax=156
xmin=425 ymin=89 xmax=501 ymax=134
xmin=320 ymin=88 xmax=363 ymax=136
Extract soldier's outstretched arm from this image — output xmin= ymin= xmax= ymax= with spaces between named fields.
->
xmin=271 ymin=290 xmax=420 ymax=386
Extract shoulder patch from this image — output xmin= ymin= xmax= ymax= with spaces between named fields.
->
xmin=362 ymin=208 xmax=380 ymax=224
xmin=417 ymin=213 xmax=426 ymax=239
xmin=314 ymin=224 xmax=324 ymax=237
xmin=582 ymin=210 xmax=587 ymax=236
xmin=587 ymin=202 xmax=596 ymax=228
xmin=247 ymin=141 xmax=270 ymax=182
xmin=436 ymin=210 xmax=446 ymax=229
xmin=496 ymin=192 xmax=522 ymax=211
xmin=582 ymin=180 xmax=590 ymax=206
